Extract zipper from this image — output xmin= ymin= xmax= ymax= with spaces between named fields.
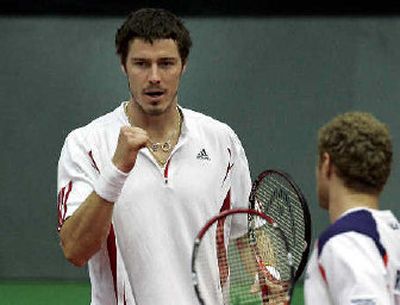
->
xmin=161 ymin=131 xmax=186 ymax=185
xmin=164 ymin=159 xmax=171 ymax=184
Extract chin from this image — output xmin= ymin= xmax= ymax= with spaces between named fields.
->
xmin=317 ymin=191 xmax=329 ymax=210
xmin=145 ymin=107 xmax=164 ymax=116
xmin=318 ymin=198 xmax=329 ymax=210
xmin=140 ymin=101 xmax=166 ymax=116
xmin=319 ymin=202 xmax=328 ymax=210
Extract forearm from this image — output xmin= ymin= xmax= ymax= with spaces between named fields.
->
xmin=59 ymin=191 xmax=114 ymax=267
xmin=58 ymin=126 xmax=146 ymax=267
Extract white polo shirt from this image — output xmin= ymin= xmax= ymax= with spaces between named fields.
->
xmin=304 ymin=208 xmax=400 ymax=305
xmin=57 ymin=102 xmax=252 ymax=305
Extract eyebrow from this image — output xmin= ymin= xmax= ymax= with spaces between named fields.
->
xmin=130 ymin=56 xmax=178 ymax=61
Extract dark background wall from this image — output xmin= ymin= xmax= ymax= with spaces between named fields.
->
xmin=2 ymin=1 xmax=400 ymax=16
xmin=1 ymin=10 xmax=400 ymax=280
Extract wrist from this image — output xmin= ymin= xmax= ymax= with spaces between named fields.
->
xmin=112 ymin=156 xmax=134 ymax=173
xmin=93 ymin=161 xmax=129 ymax=203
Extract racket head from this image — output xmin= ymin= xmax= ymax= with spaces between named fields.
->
xmin=249 ymin=169 xmax=312 ymax=281
xmin=192 ymin=208 xmax=294 ymax=305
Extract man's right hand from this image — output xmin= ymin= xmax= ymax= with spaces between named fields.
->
xmin=112 ymin=126 xmax=149 ymax=173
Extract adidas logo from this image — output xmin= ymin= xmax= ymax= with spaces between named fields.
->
xmin=197 ymin=148 xmax=210 ymax=161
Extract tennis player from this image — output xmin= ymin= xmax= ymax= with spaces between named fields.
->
xmin=57 ymin=8 xmax=252 ymax=305
xmin=304 ymin=112 xmax=400 ymax=305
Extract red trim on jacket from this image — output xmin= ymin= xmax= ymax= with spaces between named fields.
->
xmin=107 ymin=225 xmax=118 ymax=304
xmin=57 ymin=181 xmax=72 ymax=231
xmin=216 ymin=190 xmax=231 ymax=286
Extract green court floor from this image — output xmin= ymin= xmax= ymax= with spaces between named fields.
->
xmin=0 ymin=281 xmax=304 ymax=305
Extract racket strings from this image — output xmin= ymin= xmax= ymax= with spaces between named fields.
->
xmin=194 ymin=213 xmax=293 ymax=305
xmin=254 ymin=175 xmax=306 ymax=274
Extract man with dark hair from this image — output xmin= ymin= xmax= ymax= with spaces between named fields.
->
xmin=304 ymin=112 xmax=400 ymax=305
xmin=57 ymin=8 xmax=251 ymax=305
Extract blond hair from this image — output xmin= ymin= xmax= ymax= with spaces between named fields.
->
xmin=318 ymin=112 xmax=392 ymax=193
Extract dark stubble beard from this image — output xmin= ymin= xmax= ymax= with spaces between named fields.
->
xmin=127 ymin=78 xmax=180 ymax=117
xmin=131 ymin=89 xmax=179 ymax=117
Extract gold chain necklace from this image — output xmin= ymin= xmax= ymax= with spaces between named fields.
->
xmin=123 ymin=102 xmax=182 ymax=164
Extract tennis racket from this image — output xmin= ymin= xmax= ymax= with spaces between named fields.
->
xmin=249 ymin=169 xmax=311 ymax=281
xmin=192 ymin=208 xmax=294 ymax=305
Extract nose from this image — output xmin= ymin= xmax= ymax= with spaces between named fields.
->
xmin=149 ymin=64 xmax=161 ymax=84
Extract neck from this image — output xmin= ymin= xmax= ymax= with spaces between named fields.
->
xmin=126 ymin=99 xmax=180 ymax=141
xmin=328 ymin=183 xmax=380 ymax=223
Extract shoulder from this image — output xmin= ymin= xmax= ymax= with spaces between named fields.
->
xmin=182 ymin=107 xmax=240 ymax=140
xmin=318 ymin=209 xmax=386 ymax=260
xmin=63 ymin=105 xmax=123 ymax=149
xmin=182 ymin=108 xmax=231 ymax=129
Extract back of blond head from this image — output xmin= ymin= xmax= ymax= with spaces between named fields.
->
xmin=318 ymin=112 xmax=392 ymax=193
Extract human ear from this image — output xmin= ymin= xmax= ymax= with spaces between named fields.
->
xmin=321 ymin=152 xmax=333 ymax=178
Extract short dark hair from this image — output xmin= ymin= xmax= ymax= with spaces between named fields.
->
xmin=318 ymin=111 xmax=393 ymax=194
xmin=115 ymin=8 xmax=192 ymax=67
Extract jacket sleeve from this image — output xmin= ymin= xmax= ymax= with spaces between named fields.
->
xmin=56 ymin=129 xmax=100 ymax=231
xmin=319 ymin=232 xmax=391 ymax=305
xmin=228 ymin=129 xmax=252 ymax=238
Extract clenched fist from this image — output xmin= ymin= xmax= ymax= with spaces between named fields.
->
xmin=112 ymin=126 xmax=149 ymax=173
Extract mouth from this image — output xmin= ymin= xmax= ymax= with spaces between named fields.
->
xmin=144 ymin=89 xmax=165 ymax=100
